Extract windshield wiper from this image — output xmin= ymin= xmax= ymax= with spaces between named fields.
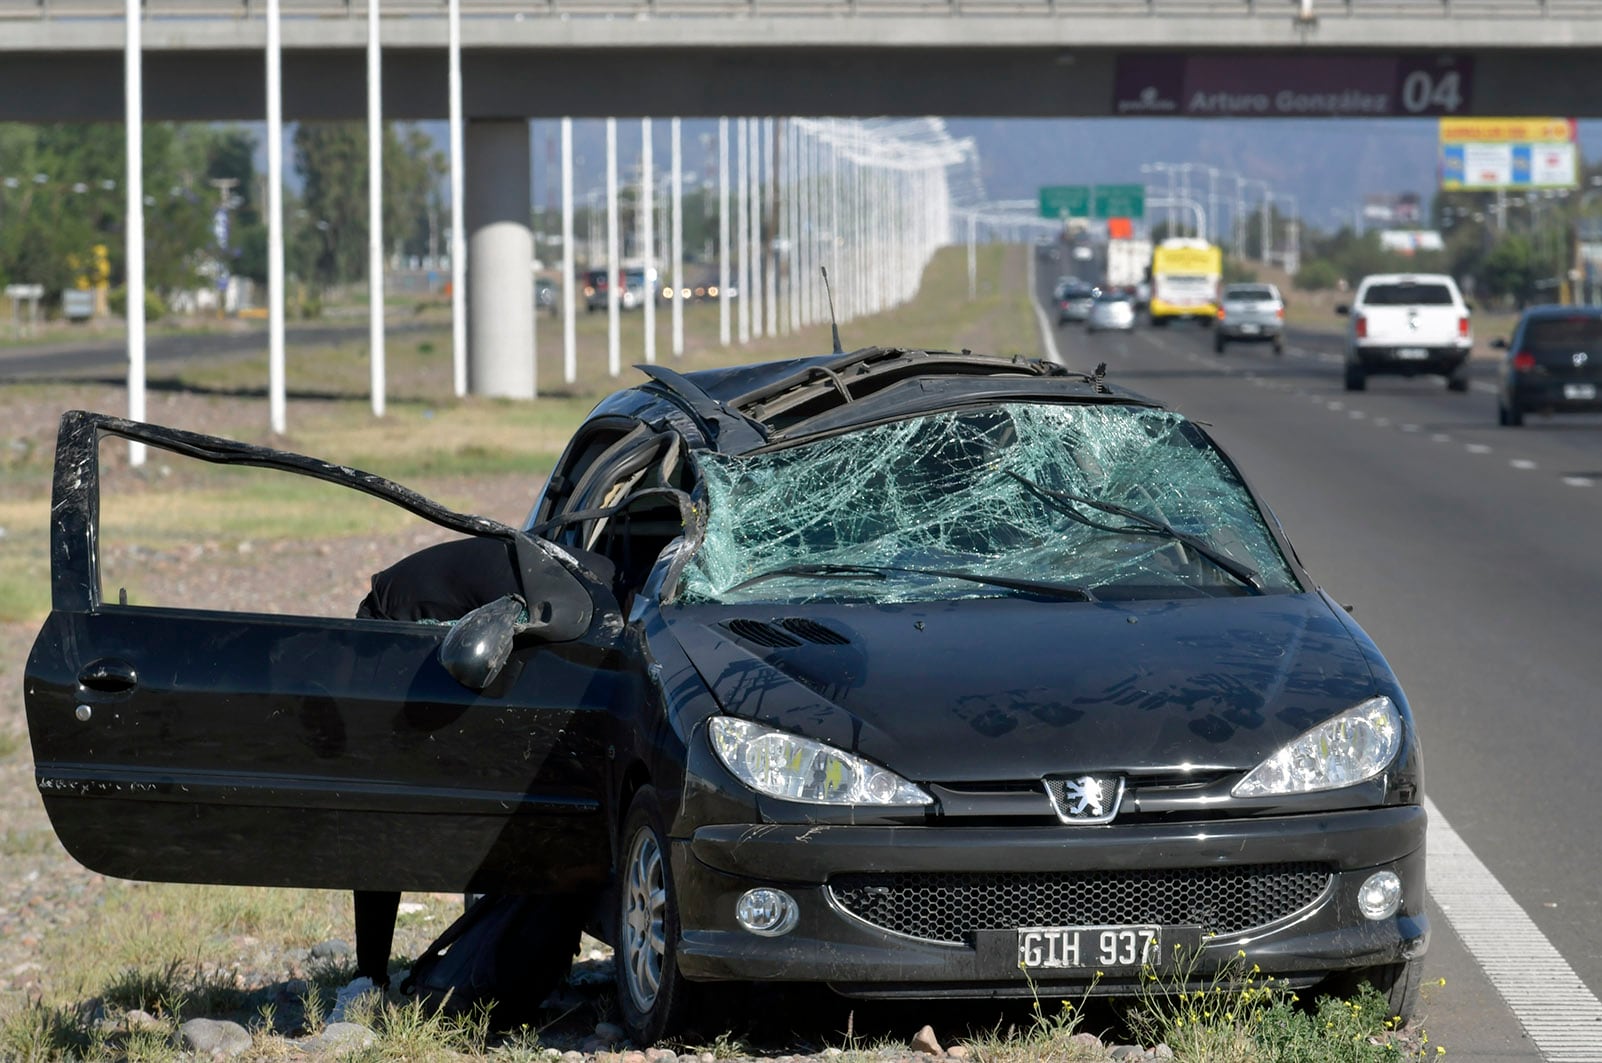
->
xmin=727 ymin=562 xmax=1090 ymax=601
xmin=727 ymin=563 xmax=890 ymax=593
xmin=1004 ymin=471 xmax=1264 ymax=594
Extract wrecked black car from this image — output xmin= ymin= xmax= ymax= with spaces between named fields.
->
xmin=24 ymin=347 xmax=1427 ymax=1044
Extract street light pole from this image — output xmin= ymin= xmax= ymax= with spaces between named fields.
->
xmin=561 ymin=117 xmax=576 ymax=382
xmin=366 ymin=0 xmax=385 ymax=416
xmin=670 ymin=116 xmax=684 ymax=357
xmin=641 ymin=117 xmax=656 ymax=365
xmin=125 ymin=0 xmax=146 ymax=464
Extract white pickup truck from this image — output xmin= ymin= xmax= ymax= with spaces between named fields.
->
xmin=1339 ymin=273 xmax=1473 ymax=392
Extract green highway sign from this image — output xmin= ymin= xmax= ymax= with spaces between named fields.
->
xmin=1094 ymin=184 xmax=1145 ymax=220
xmin=1040 ymin=184 xmax=1146 ymax=220
xmin=1039 ymin=185 xmax=1090 ymax=219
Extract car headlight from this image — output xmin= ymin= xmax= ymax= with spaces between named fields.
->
xmin=708 ymin=717 xmax=931 ymax=806
xmin=1231 ymin=696 xmax=1402 ymax=798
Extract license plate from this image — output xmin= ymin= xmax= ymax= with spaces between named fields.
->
xmin=1017 ymin=925 xmax=1161 ymax=970
xmin=1564 ymin=383 xmax=1597 ymax=400
xmin=1397 ymin=348 xmax=1429 ymax=360
xmin=1239 ymin=323 xmax=1260 ymax=334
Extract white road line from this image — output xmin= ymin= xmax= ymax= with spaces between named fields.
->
xmin=1511 ymin=459 xmax=1538 ymax=470
xmin=1328 ymin=401 xmax=1345 ymax=411
xmin=1563 ymin=476 xmax=1595 ymax=488
xmin=1426 ymin=796 xmax=1602 ymax=1062
xmin=1401 ymin=424 xmax=1421 ymax=433
xmin=1374 ymin=417 xmax=1391 ymax=428
xmin=1465 ymin=443 xmax=1492 ymax=454
xmin=1026 ymin=256 xmax=1063 ymax=367
xmin=1349 ymin=410 xmax=1367 ymax=420
xmin=1472 ymin=382 xmax=1498 ymax=396
xmin=1431 ymin=433 xmax=1452 ymax=443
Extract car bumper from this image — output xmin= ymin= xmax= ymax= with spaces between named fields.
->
xmin=1220 ymin=321 xmax=1283 ymax=341
xmin=1353 ymin=344 xmax=1470 ymax=375
xmin=671 ymin=805 xmax=1427 ymax=995
xmin=1509 ymin=377 xmax=1602 ymax=414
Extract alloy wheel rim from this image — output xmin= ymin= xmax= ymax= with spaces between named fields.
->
xmin=621 ymin=826 xmax=666 ymax=1013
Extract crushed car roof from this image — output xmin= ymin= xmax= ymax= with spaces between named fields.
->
xmin=636 ymin=347 xmax=1161 ymax=454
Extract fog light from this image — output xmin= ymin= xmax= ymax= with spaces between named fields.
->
xmin=735 ymin=888 xmax=798 ymax=937
xmin=1358 ymin=871 xmax=1402 ymax=921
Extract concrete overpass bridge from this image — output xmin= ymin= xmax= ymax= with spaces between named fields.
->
xmin=3 ymin=0 xmax=1602 ymax=122
xmin=4 ymin=0 xmax=1600 ymax=424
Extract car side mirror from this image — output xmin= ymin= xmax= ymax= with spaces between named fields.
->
xmin=1491 ymin=337 xmax=1509 ymax=349
xmin=439 ymin=595 xmax=524 ymax=691
xmin=1334 ymin=305 xmax=1350 ymax=316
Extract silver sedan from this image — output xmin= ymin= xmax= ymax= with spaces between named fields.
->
xmin=1087 ymin=292 xmax=1137 ymax=333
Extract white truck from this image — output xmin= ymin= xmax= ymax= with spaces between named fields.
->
xmin=1105 ymin=237 xmax=1153 ymax=303
xmin=1338 ymin=273 xmax=1473 ymax=392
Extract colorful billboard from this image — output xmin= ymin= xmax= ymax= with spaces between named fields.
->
xmin=1440 ymin=117 xmax=1577 ymax=191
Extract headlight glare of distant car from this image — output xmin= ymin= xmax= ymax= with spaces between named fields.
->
xmin=708 ymin=717 xmax=931 ymax=806
xmin=1231 ymin=696 xmax=1402 ymax=798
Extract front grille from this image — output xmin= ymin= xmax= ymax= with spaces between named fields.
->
xmin=829 ymin=864 xmax=1332 ymax=944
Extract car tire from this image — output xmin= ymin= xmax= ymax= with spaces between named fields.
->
xmin=1337 ymin=958 xmax=1424 ymax=1026
xmin=1499 ymin=401 xmax=1524 ymax=427
xmin=1344 ymin=364 xmax=1366 ymax=392
xmin=615 ymin=786 xmax=700 ymax=1045
xmin=1446 ymin=367 xmax=1469 ymax=393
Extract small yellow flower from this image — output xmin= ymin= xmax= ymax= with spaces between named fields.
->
xmin=1437 ymin=977 xmax=1447 ymax=987
xmin=1236 ymin=949 xmax=1247 ymax=958
xmin=1437 ymin=1047 xmax=1446 ymax=1056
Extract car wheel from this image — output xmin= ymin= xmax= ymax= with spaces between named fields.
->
xmin=615 ymin=786 xmax=699 ymax=1045
xmin=1335 ymin=958 xmax=1424 ymax=1026
xmin=1344 ymin=364 xmax=1366 ymax=392
xmin=1499 ymin=401 xmax=1524 ymax=427
xmin=1446 ymin=367 xmax=1469 ymax=393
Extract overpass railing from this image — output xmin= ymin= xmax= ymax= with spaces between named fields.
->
xmin=3 ymin=0 xmax=1598 ymax=18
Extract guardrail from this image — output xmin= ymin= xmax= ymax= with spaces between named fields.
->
xmin=1 ymin=0 xmax=1597 ymax=17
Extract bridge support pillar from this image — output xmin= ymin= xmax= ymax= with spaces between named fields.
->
xmin=467 ymin=119 xmax=534 ymax=398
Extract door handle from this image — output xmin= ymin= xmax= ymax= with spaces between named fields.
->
xmin=79 ymin=658 xmax=138 ymax=693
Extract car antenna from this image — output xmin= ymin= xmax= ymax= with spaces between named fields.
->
xmin=1091 ymin=361 xmax=1109 ymax=393
xmin=822 ymin=266 xmax=843 ymax=354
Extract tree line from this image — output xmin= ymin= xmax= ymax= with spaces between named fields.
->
xmin=0 ymin=121 xmax=446 ymax=313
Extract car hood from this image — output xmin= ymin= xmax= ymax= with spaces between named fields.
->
xmin=662 ymin=592 xmax=1379 ymax=783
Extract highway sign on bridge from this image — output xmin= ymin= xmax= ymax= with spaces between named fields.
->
xmin=1039 ymin=185 xmax=1090 ymax=219
xmin=1094 ymin=184 xmax=1144 ymax=220
xmin=1040 ymin=184 xmax=1145 ymax=220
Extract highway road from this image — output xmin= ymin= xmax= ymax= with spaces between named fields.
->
xmin=1036 ymin=265 xmax=1602 ymax=1061
xmin=0 ymin=320 xmax=428 ymax=381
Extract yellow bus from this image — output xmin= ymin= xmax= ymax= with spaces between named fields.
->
xmin=1149 ymin=238 xmax=1222 ymax=325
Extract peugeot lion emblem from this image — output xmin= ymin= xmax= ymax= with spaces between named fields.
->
xmin=1045 ymin=773 xmax=1125 ymax=825
xmin=1574 ymin=351 xmax=1589 ymax=368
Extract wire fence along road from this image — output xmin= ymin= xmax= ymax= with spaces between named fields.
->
xmin=3 ymin=0 xmax=1600 ymax=18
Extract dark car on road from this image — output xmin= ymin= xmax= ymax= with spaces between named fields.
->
xmin=1495 ymin=305 xmax=1602 ymax=426
xmin=583 ymin=268 xmax=612 ymax=313
xmin=25 ymin=348 xmax=1428 ymax=1044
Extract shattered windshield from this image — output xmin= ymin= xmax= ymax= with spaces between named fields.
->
xmin=682 ymin=403 xmax=1300 ymax=605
